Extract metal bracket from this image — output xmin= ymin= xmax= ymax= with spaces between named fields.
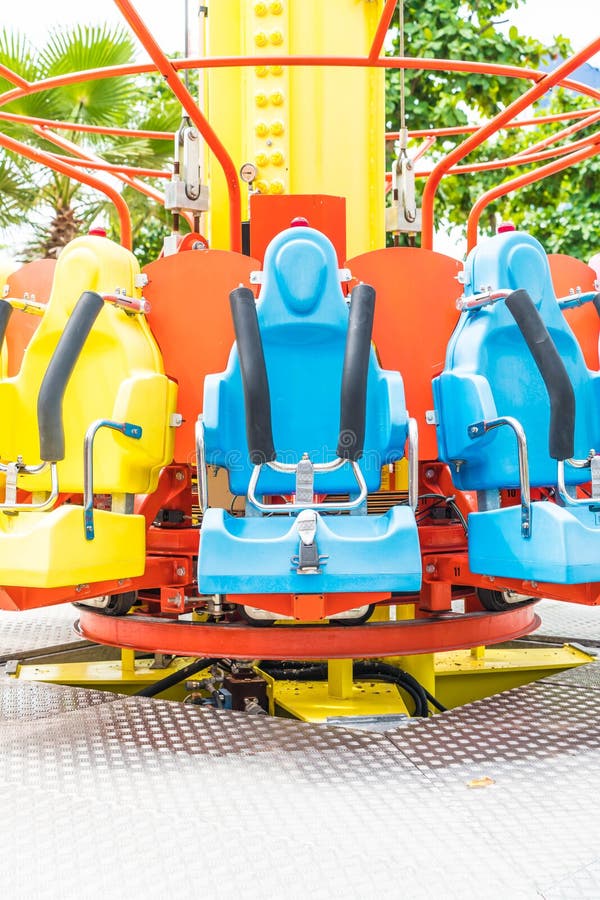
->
xmin=385 ymin=155 xmax=422 ymax=234
xmin=592 ymin=455 xmax=600 ymax=500
xmin=0 ymin=458 xmax=59 ymax=514
xmin=295 ymin=454 xmax=314 ymax=504
xmin=83 ymin=419 xmax=143 ymax=540
xmin=292 ymin=509 xmax=328 ymax=574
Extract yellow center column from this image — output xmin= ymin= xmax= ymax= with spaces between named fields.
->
xmin=205 ymin=0 xmax=385 ymax=257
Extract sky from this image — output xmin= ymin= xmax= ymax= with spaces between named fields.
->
xmin=1 ymin=0 xmax=598 ymax=61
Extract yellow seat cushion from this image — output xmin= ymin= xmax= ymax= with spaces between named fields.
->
xmin=0 ymin=505 xmax=146 ymax=588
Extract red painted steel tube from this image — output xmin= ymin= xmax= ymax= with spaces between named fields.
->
xmin=51 ymin=153 xmax=170 ymax=179
xmin=513 ymin=107 xmax=600 ymax=158
xmin=113 ymin=0 xmax=241 ymax=251
xmin=0 ymin=63 xmax=29 ymax=90
xmin=77 ymin=605 xmax=540 ymax=659
xmin=368 ymin=0 xmax=398 ymax=62
xmin=387 ymin=107 xmax=600 ymax=140
xmin=421 ymin=37 xmax=600 ymax=249
xmin=34 ymin=125 xmax=193 ymax=227
xmin=0 ymin=110 xmax=173 ymax=140
xmin=467 ymin=136 xmax=600 ymax=249
xmin=35 ymin=126 xmax=166 ymax=205
xmin=0 ymin=131 xmax=132 ymax=248
xmin=3 ymin=56 xmax=598 ymax=112
xmin=416 ymin=130 xmax=600 ymax=178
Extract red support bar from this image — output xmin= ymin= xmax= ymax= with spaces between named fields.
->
xmin=416 ymin=130 xmax=600 ymax=178
xmin=421 ymin=37 xmax=600 ymax=249
xmin=368 ymin=0 xmax=398 ymax=62
xmin=0 ymin=63 xmax=30 ymax=90
xmin=387 ymin=107 xmax=600 ymax=140
xmin=113 ymin=0 xmax=242 ymax=252
xmin=32 ymin=126 xmax=191 ymax=226
xmin=51 ymin=153 xmax=170 ymax=179
xmin=467 ymin=136 xmax=600 ymax=249
xmin=77 ymin=604 xmax=540 ymax=660
xmin=512 ymin=107 xmax=600 ymax=159
xmin=0 ymin=110 xmax=173 ymax=140
xmin=0 ymin=131 xmax=132 ymax=249
xmin=4 ymin=55 xmax=599 ymax=113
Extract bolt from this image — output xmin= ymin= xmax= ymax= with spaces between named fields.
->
xmin=425 ymin=468 xmax=435 ymax=480
xmin=175 ymin=471 xmax=185 ymax=481
xmin=176 ymin=567 xmax=186 ymax=577
xmin=425 ymin=564 xmax=436 ymax=574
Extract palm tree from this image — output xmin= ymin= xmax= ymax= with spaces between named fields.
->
xmin=0 ymin=24 xmax=181 ymax=262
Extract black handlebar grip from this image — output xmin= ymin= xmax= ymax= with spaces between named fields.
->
xmin=337 ymin=282 xmax=376 ymax=461
xmin=37 ymin=290 xmax=104 ymax=462
xmin=229 ymin=287 xmax=276 ymax=465
xmin=505 ymin=288 xmax=575 ymax=461
xmin=591 ymin=293 xmax=600 ymax=320
xmin=0 ymin=299 xmax=13 ymax=350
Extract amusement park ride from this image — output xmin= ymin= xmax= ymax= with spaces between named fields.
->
xmin=0 ymin=0 xmax=600 ymax=725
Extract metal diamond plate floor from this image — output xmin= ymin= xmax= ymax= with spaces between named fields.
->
xmin=0 ymin=600 xmax=599 ymax=898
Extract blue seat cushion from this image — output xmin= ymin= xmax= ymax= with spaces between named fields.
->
xmin=469 ymin=502 xmax=600 ymax=584
xmin=198 ymin=505 xmax=422 ymax=596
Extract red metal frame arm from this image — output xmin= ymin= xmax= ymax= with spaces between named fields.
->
xmin=466 ymin=135 xmax=600 ymax=250
xmin=513 ymin=108 xmax=600 ymax=158
xmin=0 ymin=63 xmax=30 ymax=90
xmin=0 ymin=130 xmax=132 ymax=248
xmin=5 ymin=56 xmax=597 ymax=113
xmin=113 ymin=0 xmax=242 ymax=252
xmin=50 ymin=153 xmax=170 ymax=180
xmin=387 ymin=108 xmax=600 ymax=141
xmin=368 ymin=0 xmax=398 ymax=62
xmin=0 ymin=110 xmax=173 ymax=141
xmin=416 ymin=130 xmax=600 ymax=178
xmin=33 ymin=126 xmax=190 ymax=226
xmin=421 ymin=37 xmax=600 ymax=249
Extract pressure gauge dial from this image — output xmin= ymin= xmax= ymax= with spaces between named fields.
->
xmin=240 ymin=163 xmax=258 ymax=184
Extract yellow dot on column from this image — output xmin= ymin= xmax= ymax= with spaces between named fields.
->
xmin=255 ymin=92 xmax=268 ymax=107
xmin=269 ymin=1 xmax=283 ymax=14
xmin=255 ymin=65 xmax=269 ymax=78
xmin=270 ymin=90 xmax=285 ymax=106
xmin=269 ymin=30 xmax=284 ymax=46
xmin=255 ymin=121 xmax=269 ymax=137
xmin=255 ymin=180 xmax=268 ymax=194
xmin=255 ymin=152 xmax=269 ymax=167
xmin=269 ymin=65 xmax=284 ymax=76
xmin=254 ymin=2 xmax=268 ymax=16
xmin=254 ymin=31 xmax=268 ymax=47
xmin=269 ymin=179 xmax=285 ymax=194
xmin=269 ymin=120 xmax=284 ymax=136
xmin=271 ymin=150 xmax=285 ymax=166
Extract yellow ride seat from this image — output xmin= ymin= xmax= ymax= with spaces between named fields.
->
xmin=0 ymin=235 xmax=178 ymax=588
xmin=0 ymin=259 xmax=18 ymax=378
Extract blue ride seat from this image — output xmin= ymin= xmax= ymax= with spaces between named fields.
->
xmin=433 ymin=230 xmax=600 ymax=584
xmin=197 ymin=226 xmax=422 ymax=603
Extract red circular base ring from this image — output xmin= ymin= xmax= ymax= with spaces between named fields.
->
xmin=77 ymin=605 xmax=541 ymax=660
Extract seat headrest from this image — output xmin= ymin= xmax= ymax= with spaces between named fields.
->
xmin=464 ymin=230 xmax=554 ymax=310
xmin=257 ymin=226 xmax=348 ymax=331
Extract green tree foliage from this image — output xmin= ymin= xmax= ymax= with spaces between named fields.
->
xmin=386 ymin=0 xmax=598 ymax=258
xmin=0 ymin=25 xmax=180 ymax=263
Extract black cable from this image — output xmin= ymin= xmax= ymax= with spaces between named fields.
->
xmin=259 ymin=659 xmax=448 ymax=718
xmin=134 ymin=657 xmax=221 ymax=697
